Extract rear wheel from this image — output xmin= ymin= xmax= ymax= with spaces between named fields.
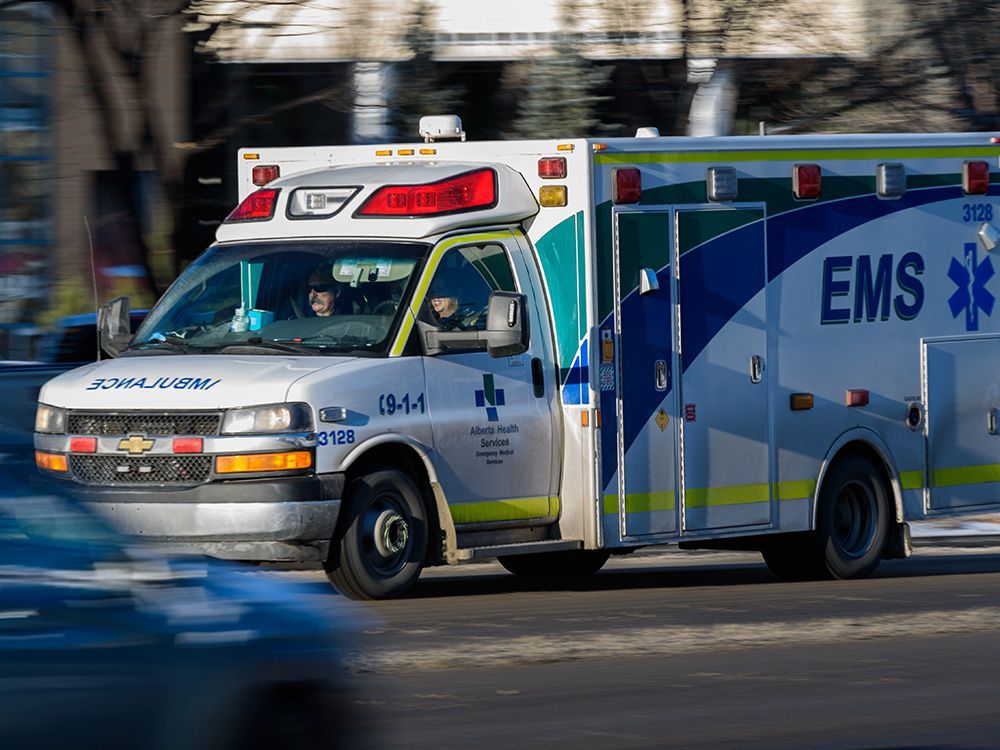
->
xmin=816 ymin=454 xmax=890 ymax=579
xmin=325 ymin=468 xmax=427 ymax=599
xmin=762 ymin=454 xmax=889 ymax=581
xmin=498 ymin=549 xmax=610 ymax=578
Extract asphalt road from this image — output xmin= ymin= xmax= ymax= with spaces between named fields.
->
xmin=327 ymin=544 xmax=1000 ymax=750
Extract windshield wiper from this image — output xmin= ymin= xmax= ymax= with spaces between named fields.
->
xmin=126 ymin=335 xmax=200 ymax=355
xmin=217 ymin=338 xmax=319 ymax=356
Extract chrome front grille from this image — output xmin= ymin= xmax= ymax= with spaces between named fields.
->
xmin=70 ymin=455 xmax=212 ymax=485
xmin=68 ymin=412 xmax=222 ymax=437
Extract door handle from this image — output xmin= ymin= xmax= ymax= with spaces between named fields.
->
xmin=749 ymin=354 xmax=763 ymax=384
xmin=531 ymin=357 xmax=545 ymax=398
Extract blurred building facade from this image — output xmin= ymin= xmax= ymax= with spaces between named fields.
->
xmin=1 ymin=0 xmax=988 ymax=352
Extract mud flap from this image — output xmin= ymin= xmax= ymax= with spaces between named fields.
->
xmin=884 ymin=521 xmax=912 ymax=560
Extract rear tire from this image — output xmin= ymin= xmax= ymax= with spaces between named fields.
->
xmin=498 ymin=549 xmax=610 ymax=578
xmin=763 ymin=454 xmax=889 ymax=581
xmin=325 ymin=468 xmax=427 ymax=600
xmin=815 ymin=454 xmax=890 ymax=579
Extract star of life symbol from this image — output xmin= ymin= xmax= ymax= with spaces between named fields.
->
xmin=948 ymin=242 xmax=995 ymax=331
xmin=475 ymin=374 xmax=505 ymax=422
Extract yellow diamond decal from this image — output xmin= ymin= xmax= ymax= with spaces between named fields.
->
xmin=655 ymin=408 xmax=669 ymax=432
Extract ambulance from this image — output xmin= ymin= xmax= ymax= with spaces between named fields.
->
xmin=33 ymin=116 xmax=1000 ymax=598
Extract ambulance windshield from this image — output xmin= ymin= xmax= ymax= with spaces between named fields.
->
xmin=129 ymin=240 xmax=428 ymax=356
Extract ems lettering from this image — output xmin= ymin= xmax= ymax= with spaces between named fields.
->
xmin=821 ymin=253 xmax=924 ymax=324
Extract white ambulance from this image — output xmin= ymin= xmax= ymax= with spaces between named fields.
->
xmin=34 ymin=116 xmax=1000 ymax=598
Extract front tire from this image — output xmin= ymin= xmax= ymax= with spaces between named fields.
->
xmin=325 ymin=468 xmax=427 ymax=599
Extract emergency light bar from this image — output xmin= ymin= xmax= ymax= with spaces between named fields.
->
xmin=355 ymin=168 xmax=497 ymax=217
xmin=226 ymin=188 xmax=280 ymax=222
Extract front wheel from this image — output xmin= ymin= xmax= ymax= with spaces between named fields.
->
xmin=325 ymin=469 xmax=428 ymax=599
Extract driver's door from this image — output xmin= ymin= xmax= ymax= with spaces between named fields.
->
xmin=418 ymin=235 xmax=557 ymax=527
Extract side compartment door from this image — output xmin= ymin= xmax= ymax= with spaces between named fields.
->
xmin=925 ymin=335 xmax=1000 ymax=512
xmin=418 ymin=234 xmax=557 ymax=527
xmin=614 ymin=210 xmax=680 ymax=537
xmin=677 ymin=207 xmax=772 ymax=532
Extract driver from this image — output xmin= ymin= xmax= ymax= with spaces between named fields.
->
xmin=307 ymin=266 xmax=342 ymax=317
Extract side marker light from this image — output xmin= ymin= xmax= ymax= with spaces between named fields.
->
xmin=790 ymin=393 xmax=814 ymax=411
xmin=846 ymin=389 xmax=870 ymax=407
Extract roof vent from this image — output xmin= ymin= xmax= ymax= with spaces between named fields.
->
xmin=635 ymin=127 xmax=660 ymax=138
xmin=419 ymin=115 xmax=466 ymax=143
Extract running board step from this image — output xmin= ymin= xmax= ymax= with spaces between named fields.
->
xmin=454 ymin=540 xmax=582 ymax=561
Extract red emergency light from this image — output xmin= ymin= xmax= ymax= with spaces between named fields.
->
xmin=612 ymin=167 xmax=641 ymax=204
xmin=793 ymin=163 xmax=822 ymax=200
xmin=963 ymin=160 xmax=990 ymax=195
xmin=226 ymin=188 xmax=280 ymax=222
xmin=538 ymin=157 xmax=567 ymax=179
xmin=356 ymin=168 xmax=497 ymax=217
xmin=252 ymin=164 xmax=280 ymax=186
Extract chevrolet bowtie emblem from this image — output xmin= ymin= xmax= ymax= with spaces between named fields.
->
xmin=118 ymin=435 xmax=155 ymax=454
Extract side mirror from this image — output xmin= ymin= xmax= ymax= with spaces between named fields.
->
xmin=98 ymin=296 xmax=132 ymax=357
xmin=421 ymin=292 xmax=530 ymax=357
xmin=484 ymin=291 xmax=529 ymax=358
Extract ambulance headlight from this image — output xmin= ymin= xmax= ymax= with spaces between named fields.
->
xmin=221 ymin=403 xmax=313 ymax=434
xmin=35 ymin=404 xmax=67 ymax=434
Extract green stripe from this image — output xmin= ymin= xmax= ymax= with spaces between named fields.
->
xmin=774 ymin=479 xmax=816 ymax=501
xmin=595 ymin=146 xmax=1000 ymax=166
xmin=602 ymin=491 xmax=676 ymax=515
xmin=929 ymin=463 xmax=1000 ymax=488
xmin=603 ymin=479 xmax=815 ymax=515
xmin=899 ymin=470 xmax=924 ymax=490
xmin=686 ymin=482 xmax=770 ymax=508
xmin=449 ymin=496 xmax=559 ymax=524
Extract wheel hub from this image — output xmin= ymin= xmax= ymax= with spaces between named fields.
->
xmin=373 ymin=509 xmax=409 ymax=559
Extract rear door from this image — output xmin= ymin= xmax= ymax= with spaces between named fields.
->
xmin=676 ymin=206 xmax=772 ymax=532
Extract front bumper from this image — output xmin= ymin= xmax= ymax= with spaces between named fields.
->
xmin=70 ymin=474 xmax=345 ymax=562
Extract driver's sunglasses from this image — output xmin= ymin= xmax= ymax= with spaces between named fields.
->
xmin=309 ymin=284 xmax=335 ymax=293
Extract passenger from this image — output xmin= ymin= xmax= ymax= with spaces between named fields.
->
xmin=307 ymin=267 xmax=342 ymax=317
xmin=427 ymin=279 xmax=465 ymax=330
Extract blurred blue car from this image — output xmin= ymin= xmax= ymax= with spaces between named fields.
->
xmin=0 ymin=460 xmax=365 ymax=750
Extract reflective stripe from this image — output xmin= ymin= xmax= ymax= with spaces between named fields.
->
xmin=449 ymin=496 xmax=559 ymax=524
xmin=929 ymin=463 xmax=1000 ymax=488
xmin=899 ymin=470 xmax=924 ymax=490
xmin=686 ymin=483 xmax=769 ymax=508
xmin=595 ymin=145 xmax=1000 ymax=166
xmin=774 ymin=479 xmax=816 ymax=501
xmin=388 ymin=230 xmax=520 ymax=357
xmin=602 ymin=480 xmax=815 ymax=515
